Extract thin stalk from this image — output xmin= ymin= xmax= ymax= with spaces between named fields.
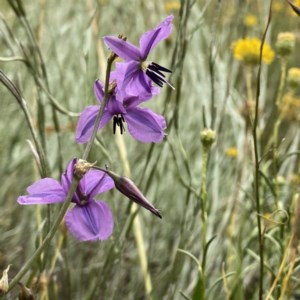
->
xmin=200 ymin=146 xmax=208 ymax=271
xmin=0 ymin=56 xmax=25 ymax=62
xmin=245 ymin=67 xmax=253 ymax=103
xmin=199 ymin=145 xmax=209 ymax=300
xmin=115 ymin=132 xmax=153 ymax=299
xmin=265 ymin=236 xmax=293 ymax=300
xmin=252 ymin=2 xmax=273 ymax=299
xmin=198 ymin=132 xmax=216 ymax=300
xmin=272 ymin=58 xmax=287 ymax=209
xmin=275 ymin=59 xmax=287 ymax=107
xmin=82 ymin=53 xmax=115 ymax=160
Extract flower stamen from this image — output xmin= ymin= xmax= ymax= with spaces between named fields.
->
xmin=113 ymin=114 xmax=126 ymax=134
xmin=145 ymin=62 xmax=175 ymax=89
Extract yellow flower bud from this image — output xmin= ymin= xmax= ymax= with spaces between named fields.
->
xmin=200 ymin=128 xmax=216 ymax=147
xmin=287 ymin=68 xmax=300 ymax=89
xmin=276 ymin=32 xmax=296 ymax=57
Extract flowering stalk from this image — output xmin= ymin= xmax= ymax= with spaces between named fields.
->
xmin=245 ymin=66 xmax=253 ymax=104
xmin=199 ymin=129 xmax=215 ymax=298
xmin=270 ymin=32 xmax=296 ymax=210
xmin=7 ymin=51 xmax=116 ymax=292
xmin=253 ymin=3 xmax=272 ymax=298
xmin=82 ymin=52 xmax=116 ymax=160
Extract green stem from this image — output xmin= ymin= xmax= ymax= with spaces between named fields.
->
xmin=252 ymin=2 xmax=273 ymax=298
xmin=272 ymin=58 xmax=287 ymax=209
xmin=199 ymin=145 xmax=209 ymax=299
xmin=7 ymin=178 xmax=79 ymax=291
xmin=200 ymin=147 xmax=208 ymax=266
xmin=245 ymin=66 xmax=253 ymax=103
xmin=82 ymin=53 xmax=115 ymax=160
xmin=272 ymin=115 xmax=283 ymax=209
xmin=275 ymin=59 xmax=287 ymax=107
xmin=114 ymin=133 xmax=153 ymax=298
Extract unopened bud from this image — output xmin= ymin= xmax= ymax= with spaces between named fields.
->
xmin=276 ymin=32 xmax=296 ymax=57
xmin=200 ymin=128 xmax=216 ymax=148
xmin=104 ymin=169 xmax=162 ymax=218
xmin=287 ymin=68 xmax=300 ymax=89
xmin=0 ymin=265 xmax=10 ymax=295
xmin=18 ymin=283 xmax=34 ymax=300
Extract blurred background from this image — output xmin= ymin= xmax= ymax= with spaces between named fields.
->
xmin=1 ymin=0 xmax=300 ymax=299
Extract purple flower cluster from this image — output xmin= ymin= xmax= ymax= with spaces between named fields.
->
xmin=17 ymin=16 xmax=173 ymax=242
xmin=76 ymin=15 xmax=174 ymax=143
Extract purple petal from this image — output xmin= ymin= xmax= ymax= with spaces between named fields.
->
xmin=116 ymin=62 xmax=160 ymax=104
xmin=64 ymin=200 xmax=114 ymax=241
xmin=76 ymin=106 xmax=99 ymax=144
xmin=18 ymin=178 xmax=65 ymax=205
xmin=115 ymin=62 xmax=155 ymax=101
xmin=105 ymin=95 xmax=127 ymax=115
xmin=103 ymin=36 xmax=141 ymax=61
xmin=94 ymin=80 xmax=104 ymax=103
xmin=124 ymin=107 xmax=166 ymax=143
xmin=139 ymin=15 xmax=174 ymax=59
xmin=61 ymin=159 xmax=76 ymax=195
xmin=80 ymin=170 xmax=115 ymax=199
xmin=75 ymin=106 xmax=113 ymax=144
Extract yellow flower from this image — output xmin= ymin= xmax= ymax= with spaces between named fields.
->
xmin=287 ymin=67 xmax=300 ymax=89
xmin=232 ymin=37 xmax=275 ymax=65
xmin=164 ymin=1 xmax=180 ymax=12
xmin=280 ymin=94 xmax=300 ymax=121
xmin=243 ymin=14 xmax=257 ymax=27
xmin=273 ymin=0 xmax=284 ymax=12
xmin=225 ymin=147 xmax=238 ymax=158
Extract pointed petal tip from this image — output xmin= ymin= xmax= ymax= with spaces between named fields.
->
xmin=153 ymin=209 xmax=162 ymax=219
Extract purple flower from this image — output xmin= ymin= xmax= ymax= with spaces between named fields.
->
xmin=17 ymin=159 xmax=115 ymax=242
xmin=75 ymin=76 xmax=166 ymax=143
xmin=104 ymin=15 xmax=174 ymax=98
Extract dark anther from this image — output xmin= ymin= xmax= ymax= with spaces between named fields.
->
xmin=145 ymin=62 xmax=175 ymax=89
xmin=113 ymin=114 xmax=126 ymax=134
xmin=76 ymin=186 xmax=87 ymax=205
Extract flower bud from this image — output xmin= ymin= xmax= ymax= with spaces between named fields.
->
xmin=18 ymin=283 xmax=34 ymax=300
xmin=104 ymin=169 xmax=162 ymax=218
xmin=0 ymin=265 xmax=10 ymax=295
xmin=287 ymin=68 xmax=300 ymax=90
xmin=276 ymin=32 xmax=296 ymax=57
xmin=200 ymin=128 xmax=216 ymax=148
